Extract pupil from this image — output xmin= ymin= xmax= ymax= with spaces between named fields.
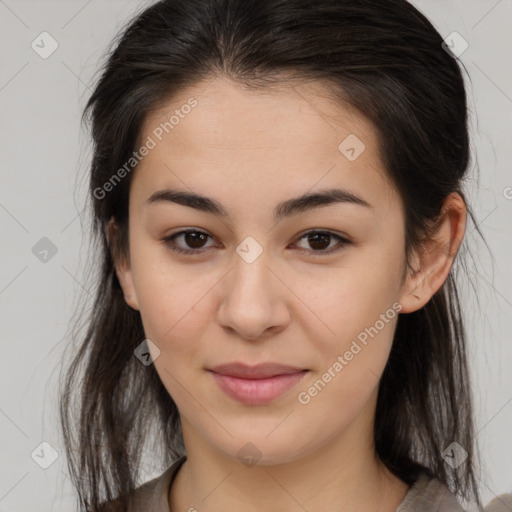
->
xmin=186 ymin=232 xmax=206 ymax=248
xmin=309 ymin=233 xmax=329 ymax=250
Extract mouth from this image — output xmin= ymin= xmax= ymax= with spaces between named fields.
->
xmin=207 ymin=362 xmax=310 ymax=405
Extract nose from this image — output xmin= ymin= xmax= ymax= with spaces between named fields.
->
xmin=216 ymin=250 xmax=290 ymax=341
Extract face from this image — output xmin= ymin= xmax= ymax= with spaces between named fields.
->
xmin=116 ymin=75 xmax=416 ymax=466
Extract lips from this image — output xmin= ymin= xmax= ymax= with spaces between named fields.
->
xmin=208 ymin=362 xmax=309 ymax=405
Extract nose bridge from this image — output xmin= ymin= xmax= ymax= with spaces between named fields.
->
xmin=216 ymin=237 xmax=289 ymax=339
xmin=230 ymin=237 xmax=274 ymax=301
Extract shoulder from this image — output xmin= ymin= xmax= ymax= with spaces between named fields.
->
xmin=396 ymin=473 xmax=512 ymax=512
xmin=96 ymin=456 xmax=187 ymax=512
xmin=396 ymin=473 xmax=465 ymax=512
xmin=484 ymin=493 xmax=512 ymax=512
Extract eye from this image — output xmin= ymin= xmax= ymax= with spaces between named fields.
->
xmin=162 ymin=229 xmax=217 ymax=255
xmin=161 ymin=229 xmax=351 ymax=256
xmin=293 ymin=230 xmax=351 ymax=255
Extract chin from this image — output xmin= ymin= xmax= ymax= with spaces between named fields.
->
xmin=212 ymin=429 xmax=318 ymax=468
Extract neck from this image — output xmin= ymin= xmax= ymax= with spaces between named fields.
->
xmin=169 ymin=405 xmax=409 ymax=512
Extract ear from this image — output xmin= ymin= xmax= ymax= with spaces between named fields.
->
xmin=398 ymin=192 xmax=467 ymax=314
xmin=107 ymin=217 xmax=140 ymax=311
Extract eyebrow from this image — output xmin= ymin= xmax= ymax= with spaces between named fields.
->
xmin=145 ymin=187 xmax=373 ymax=222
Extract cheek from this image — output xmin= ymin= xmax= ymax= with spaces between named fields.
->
xmin=132 ymin=260 xmax=214 ymax=403
xmin=291 ymin=248 xmax=403 ymax=414
xmin=136 ymin=272 xmax=210 ymax=349
xmin=129 ymin=239 xmax=213 ymax=350
xmin=298 ymin=250 xmax=403 ymax=350
xmin=293 ymin=272 xmax=400 ymax=441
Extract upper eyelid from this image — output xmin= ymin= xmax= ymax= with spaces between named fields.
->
xmin=165 ymin=228 xmax=349 ymax=241
xmin=164 ymin=228 xmax=350 ymax=251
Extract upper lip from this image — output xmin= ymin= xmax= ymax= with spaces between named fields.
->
xmin=208 ymin=362 xmax=308 ymax=379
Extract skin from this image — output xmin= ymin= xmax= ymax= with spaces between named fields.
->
xmin=111 ymin=75 xmax=467 ymax=512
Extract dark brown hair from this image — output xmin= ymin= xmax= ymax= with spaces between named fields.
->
xmin=59 ymin=0 xmax=487 ymax=509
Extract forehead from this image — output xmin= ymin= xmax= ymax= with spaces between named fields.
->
xmin=141 ymin=75 xmax=371 ymax=149
xmin=132 ymin=75 xmax=398 ymax=213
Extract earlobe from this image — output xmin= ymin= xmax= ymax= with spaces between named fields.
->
xmin=398 ymin=193 xmax=466 ymax=314
xmin=115 ymin=260 xmax=140 ymax=311
xmin=107 ymin=217 xmax=140 ymax=311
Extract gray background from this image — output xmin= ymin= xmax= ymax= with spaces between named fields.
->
xmin=0 ymin=0 xmax=511 ymax=510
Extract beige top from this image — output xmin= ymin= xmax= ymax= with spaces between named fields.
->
xmin=106 ymin=456 xmax=512 ymax=511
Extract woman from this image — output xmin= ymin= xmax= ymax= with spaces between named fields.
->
xmin=59 ymin=0 xmax=512 ymax=510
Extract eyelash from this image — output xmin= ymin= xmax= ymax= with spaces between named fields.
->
xmin=161 ymin=229 xmax=351 ymax=256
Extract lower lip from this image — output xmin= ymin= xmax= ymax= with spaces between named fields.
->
xmin=209 ymin=370 xmax=308 ymax=405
